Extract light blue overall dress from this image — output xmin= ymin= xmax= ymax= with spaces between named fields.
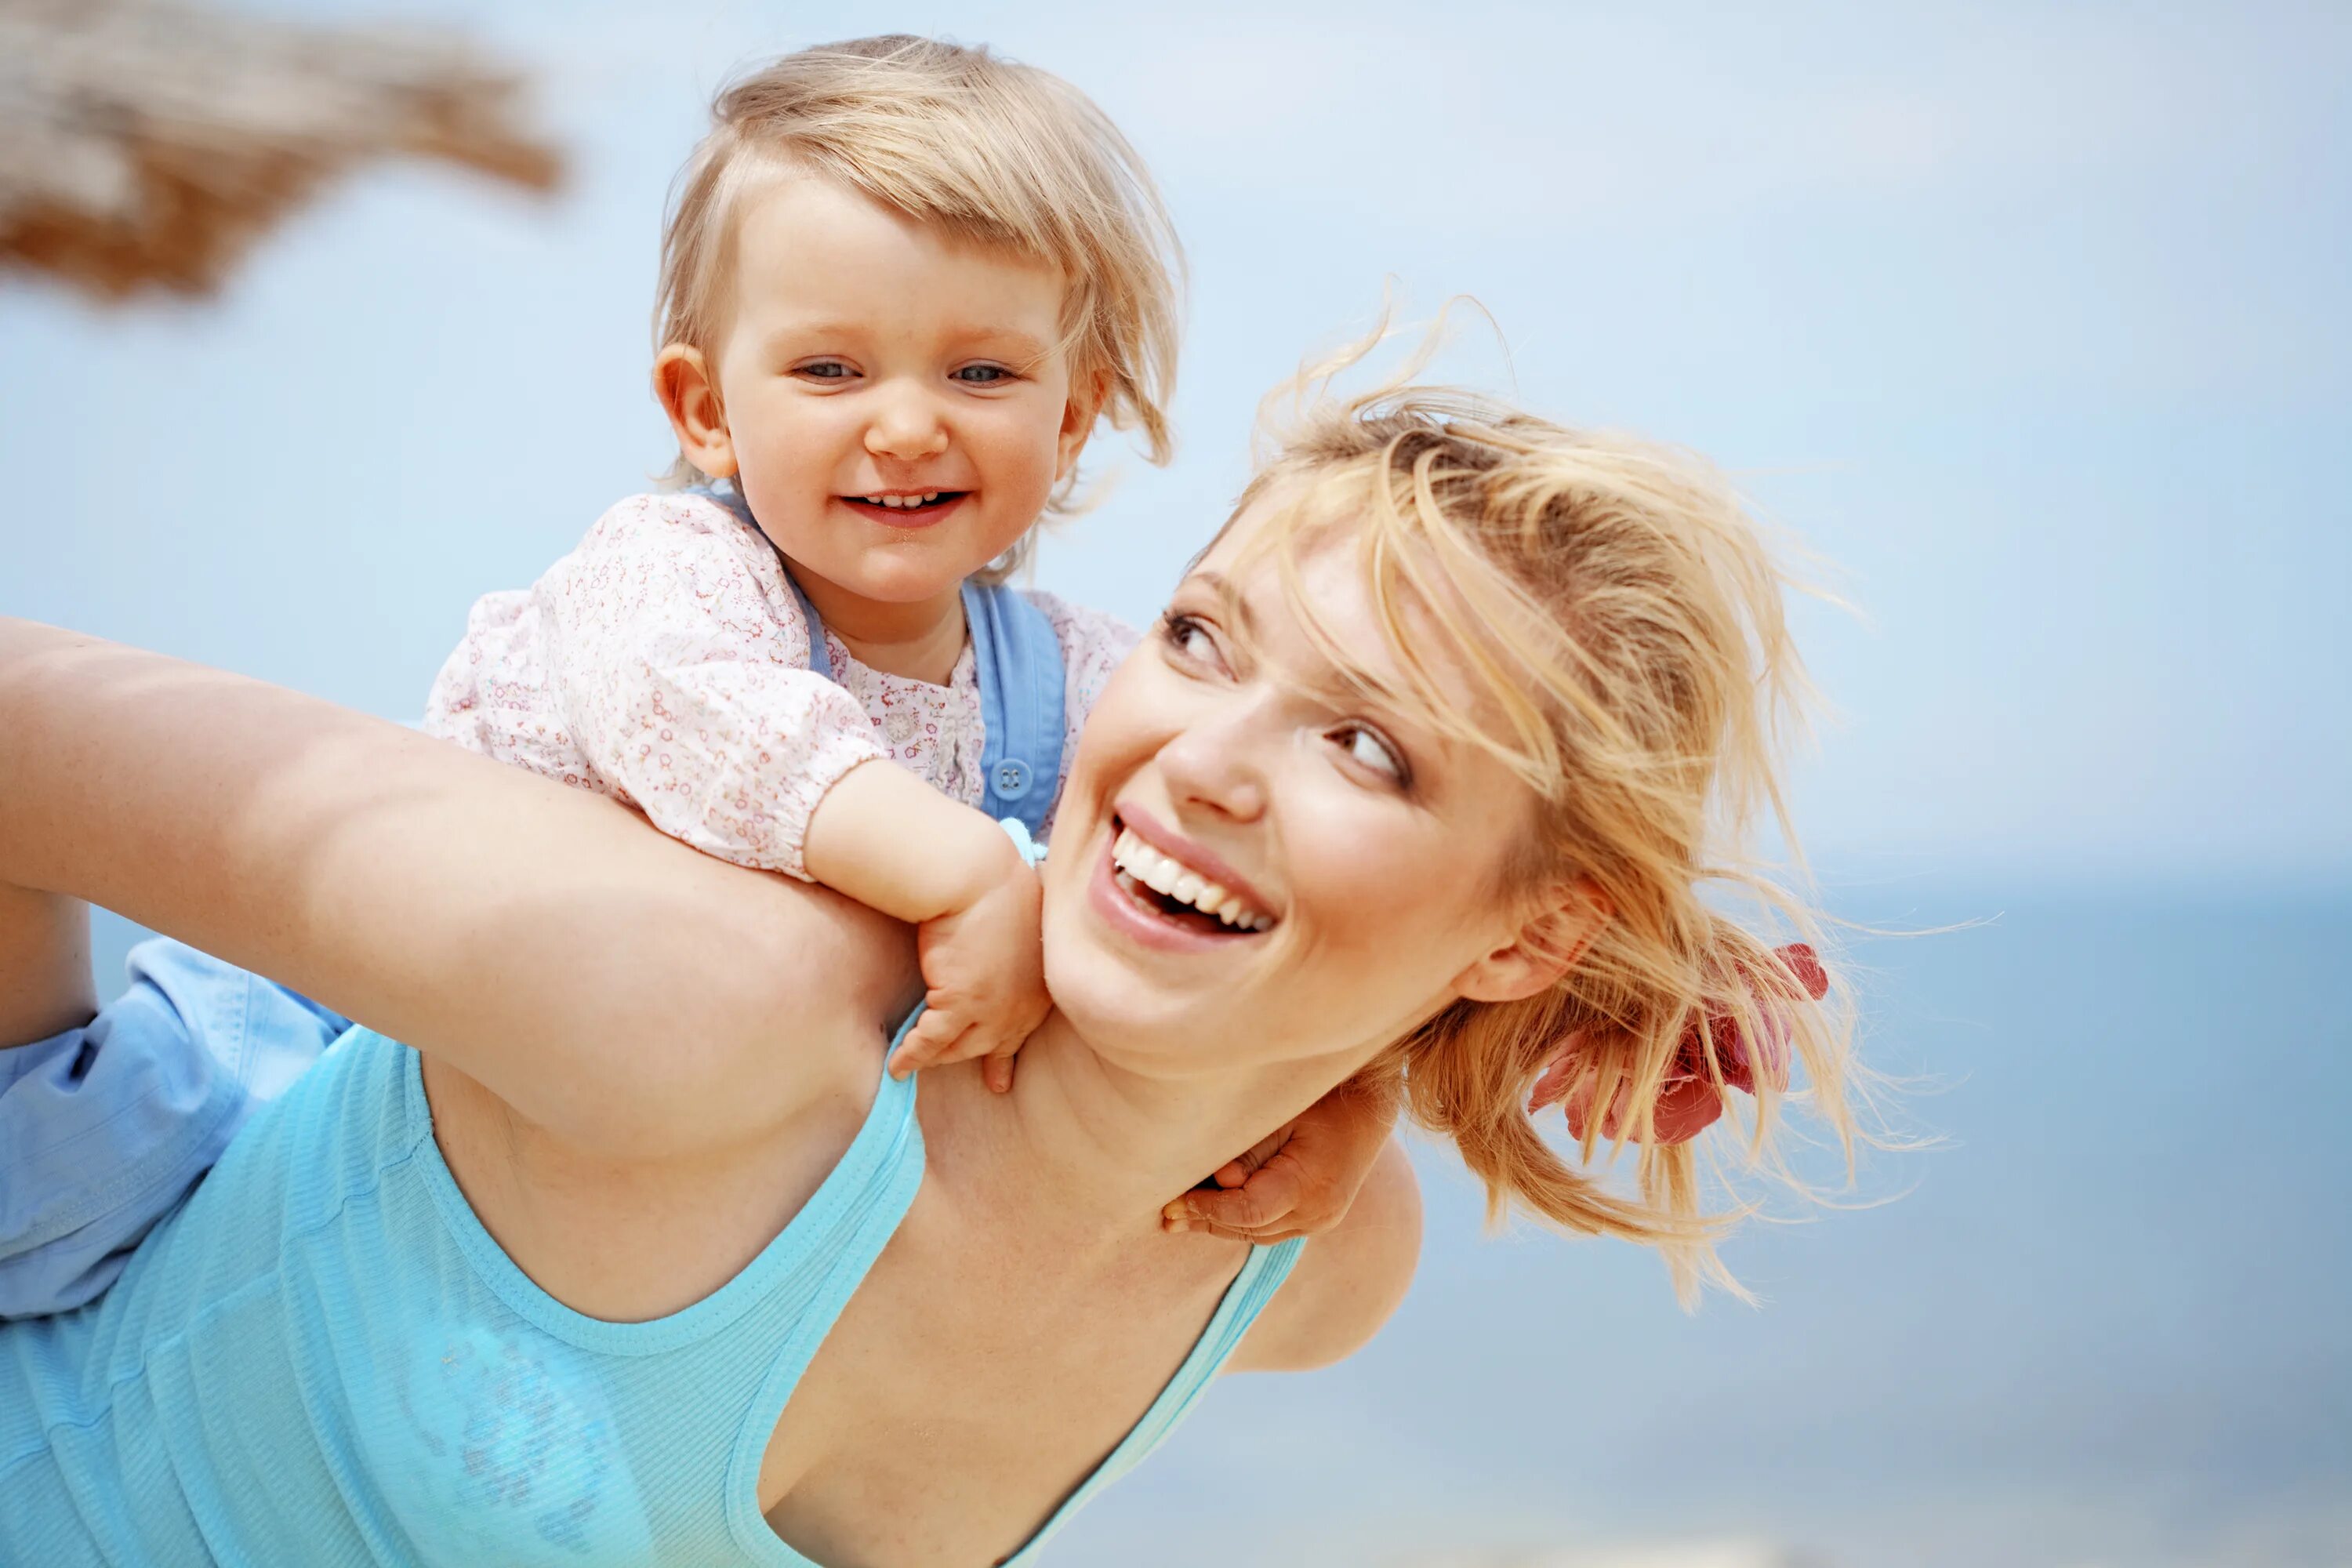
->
xmin=0 ymin=508 xmax=1069 ymax=1319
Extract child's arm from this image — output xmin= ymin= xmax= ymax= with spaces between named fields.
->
xmin=536 ymin=496 xmax=889 ymax=882
xmin=1160 ymin=1073 xmax=1404 ymax=1243
xmin=801 ymin=760 xmax=1046 ymax=1090
xmin=540 ymin=499 xmax=1046 ymax=1080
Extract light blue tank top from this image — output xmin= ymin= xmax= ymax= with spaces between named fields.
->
xmin=0 ymin=995 xmax=1303 ymax=1566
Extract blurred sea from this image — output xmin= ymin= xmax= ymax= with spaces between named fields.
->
xmin=89 ymin=884 xmax=2352 ymax=1568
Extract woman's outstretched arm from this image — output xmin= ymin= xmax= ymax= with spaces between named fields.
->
xmin=0 ymin=619 xmax=916 ymax=1157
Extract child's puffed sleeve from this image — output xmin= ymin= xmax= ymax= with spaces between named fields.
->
xmin=537 ymin=494 xmax=885 ymax=880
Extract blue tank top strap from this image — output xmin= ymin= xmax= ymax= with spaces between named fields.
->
xmin=999 ymin=1236 xmax=1307 ymax=1566
xmin=960 ymin=579 xmax=1066 ymax=840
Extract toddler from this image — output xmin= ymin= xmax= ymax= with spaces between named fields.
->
xmin=427 ymin=34 xmax=1181 ymax=1083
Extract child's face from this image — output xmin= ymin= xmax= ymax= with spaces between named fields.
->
xmin=699 ymin=175 xmax=1091 ymax=611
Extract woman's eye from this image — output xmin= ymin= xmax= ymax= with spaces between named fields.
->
xmin=1160 ymin=612 xmax=1222 ymax=668
xmin=1332 ymin=724 xmax=1406 ymax=784
xmin=953 ymin=365 xmax=1013 ymax=385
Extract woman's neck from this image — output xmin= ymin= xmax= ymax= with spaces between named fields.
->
xmin=918 ymin=1009 xmax=1371 ymax=1247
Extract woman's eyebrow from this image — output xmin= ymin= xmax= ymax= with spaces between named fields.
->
xmin=1189 ymin=567 xmax=1428 ymax=720
xmin=1185 ymin=570 xmax=1258 ymax=639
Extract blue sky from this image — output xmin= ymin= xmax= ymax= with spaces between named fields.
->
xmin=3 ymin=0 xmax=2346 ymax=891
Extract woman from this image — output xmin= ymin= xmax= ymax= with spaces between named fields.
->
xmin=0 ymin=378 xmax=1853 ymax=1566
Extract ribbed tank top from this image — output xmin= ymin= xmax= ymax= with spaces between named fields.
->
xmin=0 ymin=1019 xmax=1303 ymax=1565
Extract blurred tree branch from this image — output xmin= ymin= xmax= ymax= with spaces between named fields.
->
xmin=0 ymin=0 xmax=562 ymax=299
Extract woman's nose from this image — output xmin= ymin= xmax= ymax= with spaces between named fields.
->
xmin=1156 ymin=702 xmax=1271 ymax=824
xmin=862 ymin=383 xmax=949 ymax=461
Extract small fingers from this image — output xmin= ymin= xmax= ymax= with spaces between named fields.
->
xmin=982 ymin=1053 xmax=1018 ymax=1094
xmin=890 ymin=1011 xmax=967 ymax=1078
xmin=1167 ymin=1163 xmax=1303 ymax=1236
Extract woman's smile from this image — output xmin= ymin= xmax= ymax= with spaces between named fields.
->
xmin=1087 ymin=817 xmax=1276 ymax=954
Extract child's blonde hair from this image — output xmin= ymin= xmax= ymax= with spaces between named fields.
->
xmin=1234 ymin=326 xmax=1863 ymax=1302
xmin=655 ymin=34 xmax=1181 ymax=569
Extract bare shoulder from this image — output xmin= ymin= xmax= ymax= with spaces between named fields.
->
xmin=1229 ymin=1138 xmax=1423 ymax=1374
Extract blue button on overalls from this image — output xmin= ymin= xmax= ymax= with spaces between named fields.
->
xmin=992 ymin=759 xmax=1032 ymax=800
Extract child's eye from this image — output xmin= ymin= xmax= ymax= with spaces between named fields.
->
xmin=953 ymin=364 xmax=1014 ymax=385
xmin=793 ymin=360 xmax=855 ymax=382
xmin=1329 ymin=723 xmax=1409 ymax=787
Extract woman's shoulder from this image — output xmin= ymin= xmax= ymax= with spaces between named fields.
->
xmin=1228 ymin=1139 xmax=1422 ymax=1374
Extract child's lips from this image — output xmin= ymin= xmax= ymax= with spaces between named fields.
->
xmin=839 ymin=492 xmax=970 ymax=530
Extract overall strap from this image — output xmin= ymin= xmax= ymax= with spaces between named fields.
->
xmin=961 ymin=580 xmax=1066 ymax=840
xmin=691 ymin=485 xmax=829 ymax=676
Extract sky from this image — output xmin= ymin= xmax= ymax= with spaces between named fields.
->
xmin=3 ymin=1 xmax=2347 ymax=893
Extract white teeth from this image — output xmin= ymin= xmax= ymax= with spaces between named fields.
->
xmin=858 ymin=493 xmax=936 ymax=509
xmin=921 ymin=491 xmax=939 ymax=503
xmin=1109 ymin=826 xmax=1273 ymax=932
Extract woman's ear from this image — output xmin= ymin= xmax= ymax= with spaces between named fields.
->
xmin=1054 ymin=368 xmax=1110 ymax=484
xmin=654 ymin=343 xmax=735 ymax=479
xmin=1452 ymin=877 xmax=1613 ymax=1004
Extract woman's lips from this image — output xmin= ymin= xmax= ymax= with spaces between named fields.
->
xmin=839 ymin=493 xmax=970 ymax=530
xmin=1111 ymin=802 xmax=1276 ymax=924
xmin=1087 ymin=826 xmax=1264 ymax=954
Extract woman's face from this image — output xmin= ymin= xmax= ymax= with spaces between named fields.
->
xmin=1042 ymin=496 xmax=1552 ymax=1080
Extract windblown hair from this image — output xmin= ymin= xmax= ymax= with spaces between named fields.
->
xmin=1233 ymin=322 xmax=1863 ymax=1301
xmin=652 ymin=34 xmax=1181 ymax=568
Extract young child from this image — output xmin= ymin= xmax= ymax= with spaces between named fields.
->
xmin=426 ymin=34 xmax=1183 ymax=1086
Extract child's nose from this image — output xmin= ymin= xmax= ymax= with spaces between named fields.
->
xmin=863 ymin=385 xmax=949 ymax=461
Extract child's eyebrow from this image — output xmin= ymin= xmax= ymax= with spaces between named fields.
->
xmin=949 ymin=325 xmax=1054 ymax=364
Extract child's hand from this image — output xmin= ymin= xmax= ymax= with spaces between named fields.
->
xmin=1160 ymin=1074 xmax=1402 ymax=1243
xmin=887 ymin=838 xmax=1047 ymax=1092
xmin=803 ymin=763 xmax=1048 ymax=1094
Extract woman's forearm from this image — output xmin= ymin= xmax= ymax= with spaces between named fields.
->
xmin=0 ymin=620 xmax=915 ymax=1154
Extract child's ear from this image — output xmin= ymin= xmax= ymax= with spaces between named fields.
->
xmin=1452 ymin=877 xmax=1613 ymax=1004
xmin=1054 ymin=368 xmax=1112 ymax=483
xmin=654 ymin=343 xmax=735 ymax=479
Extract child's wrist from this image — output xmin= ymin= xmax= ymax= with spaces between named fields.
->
xmin=804 ymin=762 xmax=1016 ymax=924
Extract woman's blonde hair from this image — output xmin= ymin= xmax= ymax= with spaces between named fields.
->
xmin=1236 ymin=322 xmax=1864 ymax=1301
xmin=653 ymin=35 xmax=1181 ymax=571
